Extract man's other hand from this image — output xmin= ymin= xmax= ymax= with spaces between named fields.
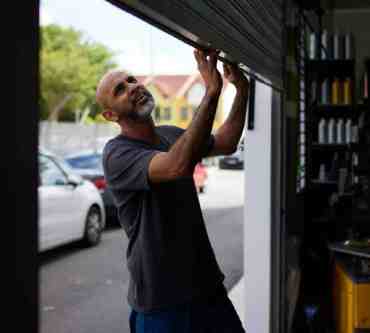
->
xmin=194 ymin=49 xmax=222 ymax=96
xmin=223 ymin=63 xmax=249 ymax=91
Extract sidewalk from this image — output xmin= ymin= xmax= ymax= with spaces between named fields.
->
xmin=228 ymin=276 xmax=245 ymax=329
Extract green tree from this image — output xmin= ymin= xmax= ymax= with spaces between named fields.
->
xmin=40 ymin=24 xmax=117 ymax=121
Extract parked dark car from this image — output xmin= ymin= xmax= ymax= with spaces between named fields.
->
xmin=219 ymin=149 xmax=244 ymax=170
xmin=64 ymin=150 xmax=119 ymax=226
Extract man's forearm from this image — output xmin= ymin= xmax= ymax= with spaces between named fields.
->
xmin=168 ymin=91 xmax=220 ymax=173
xmin=216 ymin=87 xmax=249 ymax=151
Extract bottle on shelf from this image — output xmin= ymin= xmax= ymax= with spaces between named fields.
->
xmin=362 ymin=65 xmax=368 ymax=101
xmin=338 ymin=168 xmax=348 ymax=194
xmin=321 ymin=30 xmax=328 ymax=60
xmin=336 ymin=118 xmax=344 ymax=144
xmin=332 ymin=78 xmax=340 ymax=104
xmin=339 ymin=79 xmax=344 ymax=104
xmin=328 ymin=152 xmax=339 ymax=181
xmin=351 ymin=124 xmax=359 ymax=143
xmin=333 ymin=32 xmax=340 ymax=60
xmin=345 ymin=119 xmax=352 ymax=144
xmin=328 ymin=118 xmax=336 ymax=144
xmin=321 ymin=79 xmax=329 ymax=104
xmin=309 ymin=33 xmax=317 ymax=60
xmin=353 ymin=153 xmax=359 ymax=185
xmin=319 ymin=163 xmax=327 ymax=182
xmin=318 ymin=118 xmax=327 ymax=144
xmin=343 ymin=78 xmax=352 ymax=105
xmin=344 ymin=33 xmax=354 ymax=60
xmin=311 ymin=79 xmax=317 ymax=102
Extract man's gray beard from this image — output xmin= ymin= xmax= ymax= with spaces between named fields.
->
xmin=127 ymin=98 xmax=155 ymax=122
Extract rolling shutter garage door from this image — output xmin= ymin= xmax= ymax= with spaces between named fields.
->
xmin=107 ymin=0 xmax=284 ymax=90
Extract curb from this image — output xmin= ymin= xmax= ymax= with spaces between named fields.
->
xmin=228 ymin=276 xmax=245 ymax=328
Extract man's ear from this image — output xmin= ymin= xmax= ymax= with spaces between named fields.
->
xmin=102 ymin=110 xmax=119 ymax=122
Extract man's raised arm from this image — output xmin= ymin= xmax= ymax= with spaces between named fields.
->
xmin=148 ymin=49 xmax=223 ymax=183
xmin=208 ymin=64 xmax=249 ymax=157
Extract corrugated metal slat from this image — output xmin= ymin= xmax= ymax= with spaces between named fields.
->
xmin=107 ymin=0 xmax=284 ymax=89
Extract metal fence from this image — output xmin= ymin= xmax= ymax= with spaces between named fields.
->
xmin=39 ymin=121 xmax=220 ymax=166
xmin=39 ymin=121 xmax=120 ymax=156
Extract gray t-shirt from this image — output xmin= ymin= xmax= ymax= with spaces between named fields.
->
xmin=102 ymin=125 xmax=225 ymax=313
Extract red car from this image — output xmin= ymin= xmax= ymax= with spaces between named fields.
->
xmin=193 ymin=163 xmax=207 ymax=193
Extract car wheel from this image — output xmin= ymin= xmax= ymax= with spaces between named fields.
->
xmin=83 ymin=206 xmax=102 ymax=247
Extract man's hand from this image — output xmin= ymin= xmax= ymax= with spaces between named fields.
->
xmin=194 ymin=49 xmax=222 ymax=96
xmin=223 ymin=63 xmax=249 ymax=91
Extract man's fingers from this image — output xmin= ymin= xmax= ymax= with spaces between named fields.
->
xmin=194 ymin=49 xmax=201 ymax=64
xmin=223 ymin=63 xmax=231 ymax=77
xmin=209 ymin=50 xmax=219 ymax=68
xmin=194 ymin=49 xmax=206 ymax=67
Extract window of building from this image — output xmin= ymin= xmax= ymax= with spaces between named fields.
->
xmin=180 ymin=107 xmax=188 ymax=121
xmin=187 ymin=83 xmax=205 ymax=107
xmin=154 ymin=106 xmax=161 ymax=121
xmin=192 ymin=106 xmax=198 ymax=117
xmin=163 ymin=107 xmax=171 ymax=120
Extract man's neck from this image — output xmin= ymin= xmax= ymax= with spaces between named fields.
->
xmin=120 ymin=118 xmax=160 ymax=145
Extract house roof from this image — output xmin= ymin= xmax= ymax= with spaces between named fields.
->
xmin=136 ymin=75 xmax=190 ymax=98
xmin=136 ymin=74 xmax=230 ymax=98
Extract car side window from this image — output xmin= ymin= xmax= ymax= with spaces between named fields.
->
xmin=39 ymin=155 xmax=67 ymax=186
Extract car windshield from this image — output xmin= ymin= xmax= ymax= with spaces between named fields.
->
xmin=55 ymin=157 xmax=76 ymax=174
xmin=66 ymin=154 xmax=103 ymax=170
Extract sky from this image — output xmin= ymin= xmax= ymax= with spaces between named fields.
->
xmin=40 ymin=0 xmax=198 ymax=75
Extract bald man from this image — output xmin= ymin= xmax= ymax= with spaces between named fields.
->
xmin=98 ymin=49 xmax=249 ymax=333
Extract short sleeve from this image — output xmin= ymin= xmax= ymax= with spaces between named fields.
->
xmin=161 ymin=125 xmax=215 ymax=158
xmin=103 ymin=144 xmax=159 ymax=192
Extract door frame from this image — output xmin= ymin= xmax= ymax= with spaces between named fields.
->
xmin=16 ymin=1 xmax=40 ymax=331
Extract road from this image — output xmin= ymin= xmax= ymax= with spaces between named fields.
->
xmin=40 ymin=167 xmax=244 ymax=333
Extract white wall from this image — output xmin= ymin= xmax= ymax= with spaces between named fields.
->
xmin=223 ymin=83 xmax=247 ymax=140
xmin=244 ymin=82 xmax=272 ymax=333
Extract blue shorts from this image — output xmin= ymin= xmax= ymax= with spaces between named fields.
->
xmin=129 ymin=284 xmax=245 ymax=333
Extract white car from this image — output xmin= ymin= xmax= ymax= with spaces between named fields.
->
xmin=38 ymin=150 xmax=106 ymax=252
